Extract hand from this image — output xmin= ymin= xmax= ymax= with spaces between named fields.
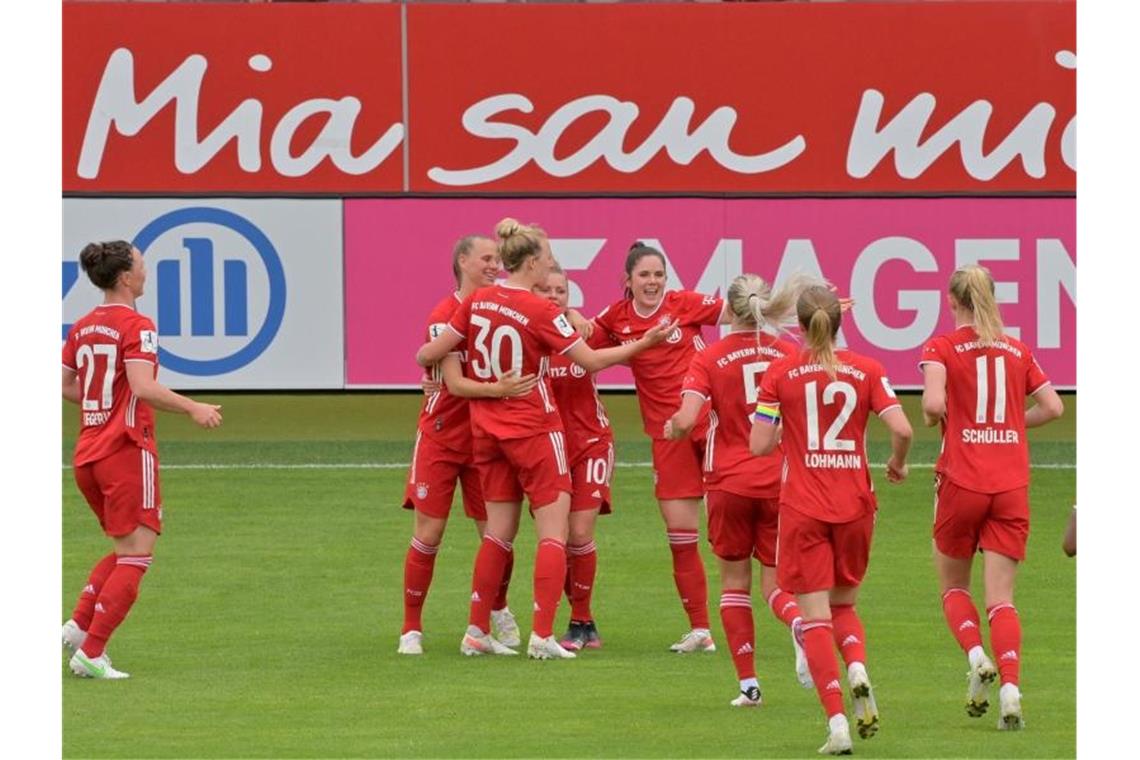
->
xmin=421 ymin=374 xmax=442 ymax=396
xmin=190 ymin=402 xmax=223 ymax=429
xmin=663 ymin=417 xmax=681 ymax=440
xmin=643 ymin=318 xmax=679 ymax=346
xmin=495 ymin=369 xmax=538 ymax=398
xmin=885 ymin=456 xmax=908 ymax=483
xmin=567 ymin=309 xmax=595 ymax=340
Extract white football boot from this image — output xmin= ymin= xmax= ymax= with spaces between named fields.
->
xmin=397 ymin=630 xmax=423 ymax=655
xmin=730 ymin=684 xmax=763 ymax=707
xmin=669 ymin=628 xmax=716 ymax=653
xmin=526 ymin=632 xmax=577 ymax=660
xmin=848 ymin=662 xmax=880 ymax=739
xmin=491 ymin=607 xmax=522 ymax=648
xmin=997 ymin=683 xmax=1024 ymax=731
xmin=818 ymin=714 xmax=854 ymax=755
xmin=966 ymin=652 xmax=998 ymax=717
xmin=460 ymin=626 xmax=518 ymax=656
xmin=69 ymin=650 xmax=129 ymax=680
xmin=791 ymin=618 xmax=814 ymax=688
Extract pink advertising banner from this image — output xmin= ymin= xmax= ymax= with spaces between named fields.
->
xmin=344 ymin=199 xmax=1074 ymax=389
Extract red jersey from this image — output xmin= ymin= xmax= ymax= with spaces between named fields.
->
xmin=757 ymin=349 xmax=901 ymax=523
xmin=417 ymin=293 xmax=473 ymax=452
xmin=547 ymin=330 xmax=614 ymax=462
xmin=62 ymin=303 xmax=159 ymax=467
xmin=594 ymin=290 xmax=724 ymax=438
xmin=919 ymin=326 xmax=1050 ymax=493
xmin=682 ymin=331 xmax=798 ymax=498
xmin=448 ymin=283 xmax=582 ymax=440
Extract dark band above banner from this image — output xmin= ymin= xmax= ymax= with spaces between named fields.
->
xmin=63 ymin=1 xmax=1075 ymax=195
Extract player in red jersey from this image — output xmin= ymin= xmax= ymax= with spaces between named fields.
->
xmin=398 ymin=235 xmax=537 ymax=655
xmin=591 ymin=243 xmax=728 ymax=653
xmin=416 ymin=219 xmax=673 ymax=660
xmin=665 ymin=273 xmax=814 ymax=706
xmin=61 ymin=241 xmax=223 ymax=679
xmin=533 ymin=264 xmax=615 ymax=651
xmin=751 ymin=285 xmax=912 ymax=755
xmin=919 ymin=265 xmax=1063 ymax=730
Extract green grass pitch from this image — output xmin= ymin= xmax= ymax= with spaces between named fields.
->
xmin=62 ymin=393 xmax=1075 ymax=758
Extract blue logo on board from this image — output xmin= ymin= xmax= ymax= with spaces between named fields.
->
xmin=63 ymin=207 xmax=287 ymax=376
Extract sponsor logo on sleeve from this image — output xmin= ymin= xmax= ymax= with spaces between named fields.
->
xmin=140 ymin=330 xmax=158 ymax=353
xmin=553 ymin=313 xmax=575 ymax=338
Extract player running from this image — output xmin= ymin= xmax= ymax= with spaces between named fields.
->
xmin=416 ymin=219 xmax=674 ymax=660
xmin=665 ymin=273 xmax=813 ymax=707
xmin=590 ymin=243 xmax=728 ymax=653
xmin=751 ymin=284 xmax=912 ymax=755
xmin=919 ymin=265 xmax=1064 ymax=730
xmin=533 ymin=264 xmax=615 ymax=651
xmin=62 ymin=240 xmax=223 ymax=679
xmin=398 ymin=235 xmax=534 ymax=655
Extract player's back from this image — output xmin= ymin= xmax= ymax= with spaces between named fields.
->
xmin=450 ymin=283 xmax=580 ymax=440
xmin=691 ymin=331 xmax=796 ymax=496
xmin=63 ymin=304 xmax=158 ymax=466
xmin=922 ymin=325 xmax=1049 ymax=492
xmin=760 ymin=348 xmax=900 ymax=522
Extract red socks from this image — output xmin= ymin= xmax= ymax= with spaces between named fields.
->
xmin=667 ymin=530 xmax=709 ymax=629
xmin=720 ymin=590 xmax=755 ymax=680
xmin=533 ymin=539 xmax=567 ymax=638
xmin=402 ymin=537 xmax=439 ymax=634
xmin=766 ymin=587 xmax=802 ymax=629
xmin=988 ymin=602 xmax=1022 ymax=686
xmin=468 ymin=534 xmax=512 ymax=633
xmin=493 ymin=548 xmax=514 ymax=613
xmin=71 ymin=552 xmax=117 ymax=631
xmin=801 ymin=619 xmax=846 ymax=718
xmin=566 ymin=541 xmax=597 ymax=621
xmin=831 ymin=604 xmax=867 ymax=668
xmin=81 ymin=555 xmax=152 ymax=658
xmin=942 ymin=587 xmax=984 ymax=654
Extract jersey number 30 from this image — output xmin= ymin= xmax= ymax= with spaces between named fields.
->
xmin=470 ymin=315 xmax=523 ymax=380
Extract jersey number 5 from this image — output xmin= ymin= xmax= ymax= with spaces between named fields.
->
xmin=804 ymin=380 xmax=857 ymax=452
xmin=470 ymin=315 xmax=522 ymax=380
xmin=76 ymin=344 xmax=117 ymax=411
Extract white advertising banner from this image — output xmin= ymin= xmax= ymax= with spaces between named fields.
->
xmin=63 ymin=199 xmax=345 ymax=389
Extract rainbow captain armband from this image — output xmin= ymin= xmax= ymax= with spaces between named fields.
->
xmin=754 ymin=404 xmax=781 ymax=425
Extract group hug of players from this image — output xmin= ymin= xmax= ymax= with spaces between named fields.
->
xmin=61 ymin=222 xmax=1063 ymax=756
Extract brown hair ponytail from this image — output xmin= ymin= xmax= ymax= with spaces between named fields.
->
xmin=797 ymin=285 xmax=842 ymax=379
xmin=949 ymin=265 xmax=1003 ymax=344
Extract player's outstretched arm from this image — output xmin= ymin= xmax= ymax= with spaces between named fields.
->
xmin=1026 ymin=384 xmax=1064 ymax=428
xmin=665 ymin=392 xmax=705 ymax=440
xmin=62 ymin=367 xmax=82 ymax=406
xmin=125 ymin=362 xmax=222 ymax=428
xmin=566 ymin=318 xmax=677 ymax=373
xmin=439 ymin=354 xmax=537 ymax=399
xmin=920 ymin=363 xmax=948 ymax=427
xmin=880 ymin=406 xmax=913 ymax=483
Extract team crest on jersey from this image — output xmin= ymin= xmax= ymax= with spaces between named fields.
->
xmin=553 ymin=313 xmax=575 ymax=338
xmin=570 ymin=363 xmax=587 ymax=378
xmin=434 ymin=417 xmax=444 ymax=432
xmin=666 ymin=328 xmax=683 ymax=344
xmin=416 ymin=482 xmax=429 ymax=500
xmin=139 ymin=330 xmax=158 ymax=353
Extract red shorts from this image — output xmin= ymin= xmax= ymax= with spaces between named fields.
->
xmin=651 ymin=436 xmax=706 ymax=500
xmin=706 ymin=490 xmax=780 ymax=565
xmin=402 ymin=432 xmax=486 ymax=521
xmin=776 ymin=505 xmax=874 ymax=594
xmin=933 ymin=477 xmax=1030 ymax=561
xmin=569 ymin=439 xmax=614 ymax=514
xmin=74 ymin=445 xmax=162 ymax=538
xmin=474 ymin=431 xmax=572 ymax=509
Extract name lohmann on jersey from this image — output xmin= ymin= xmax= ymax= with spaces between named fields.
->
xmin=803 ymin=452 xmax=863 ymax=469
xmin=961 ymin=427 xmax=1020 ymax=444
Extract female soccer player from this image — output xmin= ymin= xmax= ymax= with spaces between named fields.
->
xmin=533 ymin=265 xmax=615 ymax=651
xmin=665 ymin=273 xmax=813 ymax=706
xmin=920 ymin=265 xmax=1063 ymax=730
xmin=592 ymin=243 xmax=728 ymax=653
xmin=416 ymin=220 xmax=673 ymax=660
xmin=62 ymin=240 xmax=223 ymax=679
xmin=398 ymin=235 xmax=535 ymax=656
xmin=751 ymin=285 xmax=912 ymax=755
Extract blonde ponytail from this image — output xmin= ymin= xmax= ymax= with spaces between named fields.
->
xmin=949 ymin=265 xmax=1003 ymax=344
xmin=495 ymin=217 xmax=546 ymax=272
xmin=797 ymin=285 xmax=842 ymax=379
